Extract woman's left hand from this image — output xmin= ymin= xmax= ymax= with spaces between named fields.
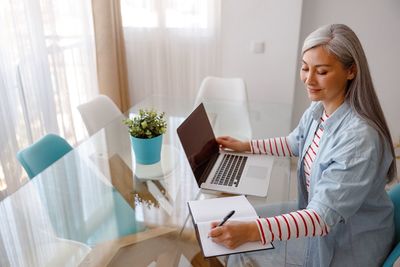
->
xmin=208 ymin=221 xmax=260 ymax=249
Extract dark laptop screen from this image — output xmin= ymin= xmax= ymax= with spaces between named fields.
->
xmin=177 ymin=103 xmax=219 ymax=185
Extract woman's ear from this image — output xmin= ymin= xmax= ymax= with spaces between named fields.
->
xmin=347 ymin=64 xmax=356 ymax=80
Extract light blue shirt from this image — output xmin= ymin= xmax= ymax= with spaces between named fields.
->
xmin=287 ymin=101 xmax=394 ymax=267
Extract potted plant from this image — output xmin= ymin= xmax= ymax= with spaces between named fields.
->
xmin=123 ymin=108 xmax=167 ymax=165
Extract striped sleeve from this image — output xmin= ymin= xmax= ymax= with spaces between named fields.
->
xmin=250 ymin=137 xmax=293 ymax=157
xmin=255 ymin=209 xmax=329 ymax=244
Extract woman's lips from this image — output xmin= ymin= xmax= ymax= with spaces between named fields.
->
xmin=308 ymin=88 xmax=322 ymax=93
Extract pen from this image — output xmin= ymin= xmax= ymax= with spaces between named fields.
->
xmin=218 ymin=210 xmax=235 ymax=227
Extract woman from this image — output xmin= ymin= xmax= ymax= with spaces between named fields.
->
xmin=208 ymin=24 xmax=397 ymax=266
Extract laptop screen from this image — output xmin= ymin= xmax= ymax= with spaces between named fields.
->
xmin=177 ymin=103 xmax=219 ymax=185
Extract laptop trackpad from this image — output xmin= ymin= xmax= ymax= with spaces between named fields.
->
xmin=246 ymin=165 xmax=269 ymax=179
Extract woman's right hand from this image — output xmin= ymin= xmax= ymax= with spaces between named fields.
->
xmin=208 ymin=220 xmax=260 ymax=249
xmin=216 ymin=136 xmax=251 ymax=152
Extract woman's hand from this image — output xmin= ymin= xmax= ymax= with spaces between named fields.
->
xmin=216 ymin=136 xmax=251 ymax=152
xmin=208 ymin=221 xmax=260 ymax=249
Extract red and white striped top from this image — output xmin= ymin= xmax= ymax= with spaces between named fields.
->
xmin=256 ymin=209 xmax=329 ymax=244
xmin=250 ymin=111 xmax=331 ymax=244
xmin=250 ymin=137 xmax=293 ymax=157
xmin=304 ymin=110 xmax=329 ymax=191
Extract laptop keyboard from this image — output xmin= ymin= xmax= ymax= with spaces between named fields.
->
xmin=210 ymin=154 xmax=248 ymax=187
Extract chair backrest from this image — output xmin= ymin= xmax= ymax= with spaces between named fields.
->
xmin=194 ymin=76 xmax=248 ymax=107
xmin=77 ymin=95 xmax=122 ymax=136
xmin=194 ymin=76 xmax=252 ymax=140
xmin=16 ymin=134 xmax=73 ymax=179
xmin=383 ymin=183 xmax=400 ymax=266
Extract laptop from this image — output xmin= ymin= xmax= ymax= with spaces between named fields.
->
xmin=177 ymin=103 xmax=273 ymax=197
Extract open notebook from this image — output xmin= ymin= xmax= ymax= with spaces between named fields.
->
xmin=187 ymin=195 xmax=273 ymax=258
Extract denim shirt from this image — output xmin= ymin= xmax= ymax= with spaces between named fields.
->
xmin=287 ymin=101 xmax=394 ymax=267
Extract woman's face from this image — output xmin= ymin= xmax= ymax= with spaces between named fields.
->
xmin=300 ymin=45 xmax=355 ymax=114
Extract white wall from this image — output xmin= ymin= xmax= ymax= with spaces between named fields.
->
xmin=291 ymin=0 xmax=400 ymax=143
xmin=221 ymin=0 xmax=303 ymax=106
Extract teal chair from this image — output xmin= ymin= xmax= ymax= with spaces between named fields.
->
xmin=16 ymin=134 xmax=73 ymax=179
xmin=383 ymin=184 xmax=400 ymax=267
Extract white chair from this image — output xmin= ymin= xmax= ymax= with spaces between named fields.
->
xmin=42 ymin=237 xmax=91 ymax=266
xmin=194 ymin=76 xmax=252 ymax=140
xmin=77 ymin=95 xmax=122 ymax=136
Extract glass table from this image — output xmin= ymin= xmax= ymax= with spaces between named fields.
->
xmin=0 ymin=96 xmax=293 ymax=267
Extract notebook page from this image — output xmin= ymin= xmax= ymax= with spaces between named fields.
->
xmin=188 ymin=195 xmax=257 ymax=223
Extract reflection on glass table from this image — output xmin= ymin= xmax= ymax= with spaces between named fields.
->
xmin=132 ymin=144 xmax=179 ymax=180
xmin=0 ymin=151 xmax=146 ymax=266
xmin=0 ymin=179 xmax=91 ymax=267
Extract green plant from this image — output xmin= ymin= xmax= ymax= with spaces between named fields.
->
xmin=123 ymin=108 xmax=167 ymax=139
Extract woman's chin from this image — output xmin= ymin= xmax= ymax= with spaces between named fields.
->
xmin=307 ymin=94 xmax=321 ymax=102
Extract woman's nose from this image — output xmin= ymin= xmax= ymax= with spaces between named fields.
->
xmin=305 ymin=72 xmax=316 ymax=85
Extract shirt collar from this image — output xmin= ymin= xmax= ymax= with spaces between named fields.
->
xmin=310 ymin=101 xmax=352 ymax=135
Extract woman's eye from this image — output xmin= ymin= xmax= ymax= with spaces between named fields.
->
xmin=317 ymin=71 xmax=327 ymax=75
xmin=301 ymin=68 xmax=309 ymax=72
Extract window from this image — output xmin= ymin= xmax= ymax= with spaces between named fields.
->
xmin=121 ymin=0 xmax=209 ymax=29
xmin=0 ymin=0 xmax=97 ymax=199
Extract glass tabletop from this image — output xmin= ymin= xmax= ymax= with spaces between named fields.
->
xmin=0 ymin=95 xmax=293 ymax=267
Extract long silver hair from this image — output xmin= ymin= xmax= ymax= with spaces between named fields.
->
xmin=302 ymin=24 xmax=396 ymax=183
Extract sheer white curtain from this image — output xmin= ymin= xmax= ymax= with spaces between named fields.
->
xmin=121 ymin=0 xmax=221 ymax=104
xmin=0 ymin=0 xmax=98 ymax=198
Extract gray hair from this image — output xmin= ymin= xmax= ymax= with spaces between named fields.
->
xmin=302 ymin=24 xmax=397 ymax=183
